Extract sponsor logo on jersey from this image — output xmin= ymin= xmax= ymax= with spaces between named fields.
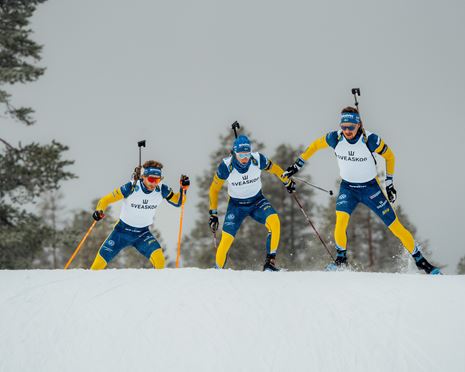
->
xmin=130 ymin=203 xmax=158 ymax=210
xmin=382 ymin=208 xmax=391 ymax=215
xmin=242 ymin=175 xmax=249 ymax=181
xmin=231 ymin=176 xmax=260 ymax=187
xmin=370 ymin=191 xmax=381 ymax=199
xmin=377 ymin=200 xmax=388 ymax=209
xmin=336 ymin=154 xmax=368 ymax=162
xmin=348 ymin=151 xmax=355 ymax=156
xmin=143 ymin=199 xmax=149 ymax=205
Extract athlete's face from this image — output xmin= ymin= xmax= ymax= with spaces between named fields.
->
xmin=142 ymin=175 xmax=161 ymax=190
xmin=340 ymin=123 xmax=360 ymax=140
xmin=236 ymin=151 xmax=251 ymax=165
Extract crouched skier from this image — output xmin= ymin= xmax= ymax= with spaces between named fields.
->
xmin=90 ymin=160 xmax=190 ymax=270
xmin=209 ymin=135 xmax=295 ymax=271
xmin=284 ymin=107 xmax=441 ymax=274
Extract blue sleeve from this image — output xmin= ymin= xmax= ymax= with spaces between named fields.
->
xmin=326 ymin=131 xmax=339 ymax=149
xmin=216 ymin=162 xmax=230 ymax=180
xmin=366 ymin=133 xmax=382 ymax=153
xmin=120 ymin=182 xmax=133 ymax=198
xmin=258 ymin=153 xmax=269 ymax=170
xmin=161 ymin=184 xmax=173 ymax=199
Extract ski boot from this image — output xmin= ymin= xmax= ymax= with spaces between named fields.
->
xmin=263 ymin=254 xmax=280 ymax=272
xmin=326 ymin=249 xmax=348 ymax=271
xmin=412 ymin=251 xmax=442 ymax=275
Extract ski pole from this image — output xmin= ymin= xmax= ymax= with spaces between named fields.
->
xmin=212 ymin=231 xmax=218 ymax=250
xmin=293 ymin=177 xmax=334 ymax=196
xmin=175 ymin=194 xmax=186 ymax=268
xmin=64 ymin=221 xmax=97 ymax=269
xmin=291 ymin=192 xmax=334 ymax=260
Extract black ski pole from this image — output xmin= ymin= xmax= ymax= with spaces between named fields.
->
xmin=291 ymin=192 xmax=334 ymax=260
xmin=351 ymin=88 xmax=368 ymax=141
xmin=293 ymin=177 xmax=334 ymax=196
xmin=231 ymin=121 xmax=240 ymax=138
xmin=133 ymin=140 xmax=146 ymax=188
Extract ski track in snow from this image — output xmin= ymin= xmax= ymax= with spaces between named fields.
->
xmin=0 ymin=269 xmax=464 ymax=372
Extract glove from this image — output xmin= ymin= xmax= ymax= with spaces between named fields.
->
xmin=282 ymin=158 xmax=304 ymax=179
xmin=385 ymin=177 xmax=397 ymax=203
xmin=209 ymin=210 xmax=219 ymax=233
xmin=92 ymin=210 xmax=105 ymax=222
xmin=132 ymin=166 xmax=142 ymax=181
xmin=180 ymin=175 xmax=190 ymax=191
xmin=283 ymin=179 xmax=296 ymax=193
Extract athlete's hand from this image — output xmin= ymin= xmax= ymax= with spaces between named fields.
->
xmin=92 ymin=210 xmax=105 ymax=222
xmin=132 ymin=166 xmax=142 ymax=181
xmin=282 ymin=164 xmax=299 ymax=179
xmin=209 ymin=210 xmax=219 ymax=233
xmin=180 ymin=175 xmax=190 ymax=191
xmin=385 ymin=177 xmax=397 ymax=203
xmin=283 ymin=179 xmax=296 ymax=193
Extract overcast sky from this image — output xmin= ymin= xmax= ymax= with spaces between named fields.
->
xmin=6 ymin=0 xmax=465 ymax=273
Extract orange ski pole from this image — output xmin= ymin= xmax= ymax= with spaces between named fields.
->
xmin=175 ymin=196 xmax=187 ymax=268
xmin=64 ymin=220 xmax=97 ymax=270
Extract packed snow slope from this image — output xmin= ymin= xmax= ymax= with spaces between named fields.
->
xmin=0 ymin=269 xmax=464 ymax=372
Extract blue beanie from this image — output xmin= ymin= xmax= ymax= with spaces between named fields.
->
xmin=232 ymin=135 xmax=252 ymax=153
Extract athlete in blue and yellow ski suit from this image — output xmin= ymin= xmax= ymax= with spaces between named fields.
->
xmin=209 ymin=135 xmax=295 ymax=271
xmin=284 ymin=107 xmax=441 ymax=274
xmin=90 ymin=161 xmax=190 ymax=270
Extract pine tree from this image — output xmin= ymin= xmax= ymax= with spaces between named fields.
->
xmin=457 ymin=257 xmax=465 ymax=275
xmin=0 ymin=0 xmax=75 ymax=269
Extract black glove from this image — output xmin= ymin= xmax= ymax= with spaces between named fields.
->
xmin=209 ymin=210 xmax=219 ymax=233
xmin=180 ymin=175 xmax=190 ymax=190
xmin=284 ymin=179 xmax=296 ymax=193
xmin=132 ymin=166 xmax=142 ymax=181
xmin=282 ymin=159 xmax=304 ymax=179
xmin=385 ymin=177 xmax=397 ymax=203
xmin=92 ymin=210 xmax=105 ymax=221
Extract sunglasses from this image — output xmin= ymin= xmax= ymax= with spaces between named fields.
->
xmin=340 ymin=125 xmax=357 ymax=131
xmin=236 ymin=152 xmax=251 ymax=159
xmin=146 ymin=176 xmax=161 ymax=183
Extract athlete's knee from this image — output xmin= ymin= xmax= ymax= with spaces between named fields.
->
xmin=216 ymin=232 xmax=235 ymax=269
xmin=389 ymin=218 xmax=415 ymax=253
xmin=149 ymin=248 xmax=165 ymax=269
xmin=266 ymin=214 xmax=280 ymax=232
xmin=90 ymin=253 xmax=108 ymax=270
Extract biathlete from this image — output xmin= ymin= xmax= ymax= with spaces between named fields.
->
xmin=284 ymin=107 xmax=441 ymax=274
xmin=209 ymin=135 xmax=295 ymax=271
xmin=90 ymin=160 xmax=190 ymax=270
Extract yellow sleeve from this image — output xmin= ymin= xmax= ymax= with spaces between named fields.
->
xmin=95 ymin=187 xmax=124 ymax=211
xmin=374 ymin=140 xmax=396 ymax=176
xmin=209 ymin=174 xmax=225 ymax=211
xmin=165 ymin=189 xmax=185 ymax=207
xmin=300 ymin=135 xmax=330 ymax=161
xmin=266 ymin=162 xmax=289 ymax=183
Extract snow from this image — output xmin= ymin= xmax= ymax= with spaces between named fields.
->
xmin=0 ymin=269 xmax=464 ymax=372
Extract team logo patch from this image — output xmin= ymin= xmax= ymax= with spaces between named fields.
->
xmin=227 ymin=213 xmax=235 ymax=221
xmin=108 ymin=240 xmax=115 ymax=247
xmin=338 ymin=194 xmax=347 ymax=200
xmin=134 ymin=185 xmax=140 ymax=192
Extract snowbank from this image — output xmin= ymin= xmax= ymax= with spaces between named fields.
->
xmin=0 ymin=269 xmax=463 ymax=372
